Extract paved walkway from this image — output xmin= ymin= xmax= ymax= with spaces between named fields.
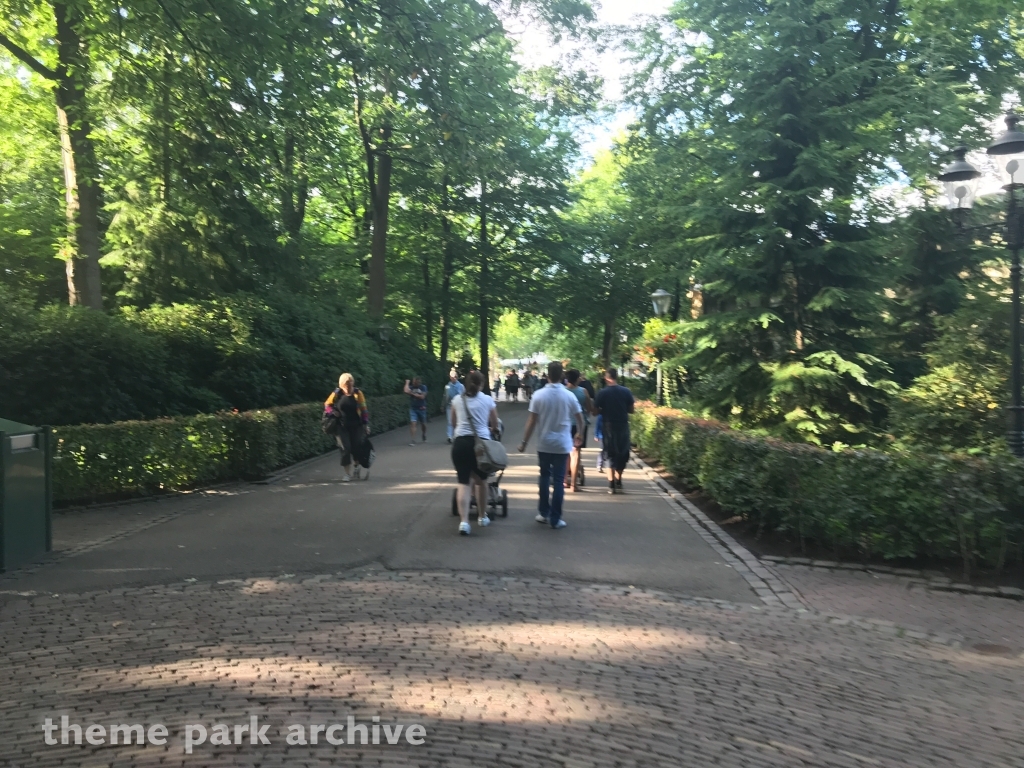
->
xmin=1 ymin=402 xmax=1022 ymax=767
xmin=778 ymin=563 xmax=1024 ymax=653
xmin=3 ymin=570 xmax=1023 ymax=767
xmin=5 ymin=404 xmax=756 ymax=602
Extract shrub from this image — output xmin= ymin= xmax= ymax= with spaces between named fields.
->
xmin=632 ymin=402 xmax=1024 ymax=576
xmin=0 ymin=290 xmax=447 ymax=426
xmin=619 ymin=376 xmax=654 ymax=401
xmin=887 ymin=288 xmax=1010 ymax=452
xmin=51 ymin=393 xmax=432 ymax=505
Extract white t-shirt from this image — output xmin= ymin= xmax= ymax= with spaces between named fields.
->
xmin=451 ymin=393 xmax=497 ymax=439
xmin=528 ymin=382 xmax=582 ymax=454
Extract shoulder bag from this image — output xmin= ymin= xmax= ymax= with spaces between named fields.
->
xmin=321 ymin=389 xmax=342 ymax=435
xmin=460 ymin=395 xmax=508 ymax=474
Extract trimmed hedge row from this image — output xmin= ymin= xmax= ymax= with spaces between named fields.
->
xmin=53 ymin=392 xmax=437 ymax=505
xmin=631 ymin=403 xmax=1024 ymax=576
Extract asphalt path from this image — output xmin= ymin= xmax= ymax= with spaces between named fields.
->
xmin=5 ymin=401 xmax=755 ymax=602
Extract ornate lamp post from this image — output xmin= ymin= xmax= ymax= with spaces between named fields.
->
xmin=651 ymin=288 xmax=673 ymax=405
xmin=938 ymin=113 xmax=1024 ymax=455
xmin=651 ymin=288 xmax=673 ymax=318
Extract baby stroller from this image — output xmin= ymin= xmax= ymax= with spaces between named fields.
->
xmin=452 ymin=417 xmax=509 ymax=518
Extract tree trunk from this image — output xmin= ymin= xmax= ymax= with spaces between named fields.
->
xmin=281 ymin=130 xmax=308 ymax=240
xmin=602 ymin=317 xmax=615 ymax=371
xmin=161 ymin=50 xmax=172 ymax=204
xmin=54 ymin=2 xmax=102 ymax=309
xmin=422 ymin=239 xmax=433 ymax=355
xmin=367 ymin=124 xmax=392 ymax=318
xmin=479 ymin=177 xmax=490 ymax=392
xmin=56 ymin=102 xmax=80 ymax=305
xmin=439 ymin=175 xmax=453 ymax=366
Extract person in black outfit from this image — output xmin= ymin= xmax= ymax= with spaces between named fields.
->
xmin=324 ymin=372 xmax=370 ymax=482
xmin=504 ymin=371 xmax=521 ymax=402
xmin=593 ymin=368 xmax=635 ymax=494
xmin=577 ymin=373 xmax=596 ymax=401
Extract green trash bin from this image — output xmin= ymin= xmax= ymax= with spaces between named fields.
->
xmin=0 ymin=418 xmax=52 ymax=572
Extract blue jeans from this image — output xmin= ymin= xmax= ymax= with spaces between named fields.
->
xmin=537 ymin=451 xmax=568 ymax=525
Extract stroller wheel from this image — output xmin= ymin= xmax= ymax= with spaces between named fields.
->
xmin=501 ymin=489 xmax=509 ymax=517
xmin=451 ymin=489 xmax=459 ymax=516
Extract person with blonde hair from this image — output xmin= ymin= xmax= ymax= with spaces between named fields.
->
xmin=323 ymin=373 xmax=370 ymax=482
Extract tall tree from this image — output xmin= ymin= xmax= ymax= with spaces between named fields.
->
xmin=1 ymin=0 xmax=104 ymax=307
xmin=619 ymin=0 xmax=1023 ymax=443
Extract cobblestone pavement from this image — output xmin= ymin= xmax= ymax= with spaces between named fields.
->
xmin=776 ymin=564 xmax=1024 ymax=654
xmin=2 ymin=569 xmax=1022 ymax=768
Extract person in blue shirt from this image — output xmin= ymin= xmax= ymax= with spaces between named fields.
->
xmin=442 ymin=371 xmax=466 ymax=444
xmin=404 ymin=377 xmax=429 ymax=445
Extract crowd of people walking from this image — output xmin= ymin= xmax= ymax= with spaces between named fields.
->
xmin=321 ymin=361 xmax=635 ymax=534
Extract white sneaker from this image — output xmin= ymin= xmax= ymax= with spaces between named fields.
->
xmin=535 ymin=514 xmax=548 ymax=524
xmin=409 ymin=442 xmax=417 ymax=446
xmin=553 ymin=519 xmax=567 ymax=529
xmin=341 ymin=473 xmax=351 ymax=483
xmin=352 ymin=466 xmax=360 ymax=480
xmin=479 ymin=515 xmax=491 ymax=527
xmin=458 ymin=522 xmax=471 ymax=535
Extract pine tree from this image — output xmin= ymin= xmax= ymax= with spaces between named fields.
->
xmin=623 ymin=0 xmax=1020 ymax=444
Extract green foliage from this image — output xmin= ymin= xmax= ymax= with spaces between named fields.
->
xmin=52 ymin=394 xmax=433 ymax=504
xmin=889 ymin=275 xmax=1011 ymax=452
xmin=614 ymin=0 xmax=1024 ymax=448
xmin=0 ymin=287 xmax=445 ymax=426
xmin=633 ymin=403 xmax=1024 ymax=575
xmin=0 ymin=58 xmax=64 ymax=304
xmin=493 ymin=311 xmax=550 ymax=361
xmin=618 ymin=376 xmax=653 ymax=401
xmin=0 ymin=0 xmax=593 ymax=421
xmin=546 ymin=148 xmax=650 ymax=368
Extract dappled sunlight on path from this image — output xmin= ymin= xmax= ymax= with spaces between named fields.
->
xmin=2 ymin=570 xmax=1020 ymax=767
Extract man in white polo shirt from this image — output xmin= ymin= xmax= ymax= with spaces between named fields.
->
xmin=517 ymin=361 xmax=584 ymax=529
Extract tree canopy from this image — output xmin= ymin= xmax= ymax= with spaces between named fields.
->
xmin=589 ymin=0 xmax=1024 ymax=449
xmin=2 ymin=0 xmax=1024 ymax=455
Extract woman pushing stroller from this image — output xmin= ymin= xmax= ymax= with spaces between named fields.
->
xmin=449 ymin=371 xmax=500 ymax=535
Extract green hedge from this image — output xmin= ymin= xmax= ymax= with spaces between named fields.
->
xmin=52 ymin=392 xmax=438 ymax=505
xmin=0 ymin=288 xmax=448 ymax=427
xmin=631 ymin=403 xmax=1024 ymax=576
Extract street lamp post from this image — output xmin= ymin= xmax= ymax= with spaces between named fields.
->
xmin=651 ymin=289 xmax=673 ymax=405
xmin=938 ymin=113 xmax=1024 ymax=456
